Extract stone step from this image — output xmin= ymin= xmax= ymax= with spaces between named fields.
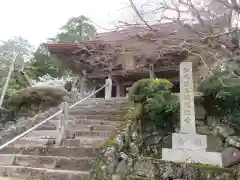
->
xmin=37 ymin=122 xmax=117 ymax=131
xmin=12 ymin=138 xmax=55 ymax=147
xmin=62 ymin=137 xmax=107 ymax=147
xmin=36 ymin=119 xmax=120 ymax=131
xmin=50 ymin=114 xmax=121 ymax=121
xmin=24 ymin=130 xmax=56 ymax=138
xmin=0 ymin=146 xmax=100 ymax=157
xmin=69 ymin=114 xmax=121 ymax=121
xmin=75 ymin=130 xmax=113 ymax=137
xmin=24 ymin=130 xmax=60 ymax=139
xmin=13 ymin=136 xmax=107 ymax=148
xmin=36 ymin=123 xmax=57 ymax=130
xmin=69 ymin=124 xmax=117 ymax=131
xmin=69 ymin=109 xmax=123 ymax=115
xmin=25 ymin=129 xmax=112 ymax=139
xmin=70 ymin=104 xmax=129 ymax=109
xmin=0 ymin=154 xmax=94 ymax=171
xmin=70 ymin=97 xmax=128 ymax=103
xmin=72 ymin=104 xmax=129 ymax=109
xmin=68 ymin=102 xmax=129 ymax=108
xmin=50 ymin=119 xmax=120 ymax=126
xmin=0 ymin=165 xmax=89 ymax=180
xmin=25 ymin=130 xmax=76 ymax=139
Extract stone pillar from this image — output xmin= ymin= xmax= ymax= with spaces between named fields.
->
xmin=105 ymin=75 xmax=112 ymax=100
xmin=162 ymin=62 xmax=222 ymax=167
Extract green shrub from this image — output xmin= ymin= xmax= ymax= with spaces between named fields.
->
xmin=146 ymin=91 xmax=179 ymax=130
xmin=199 ymin=70 xmax=240 ymax=125
xmin=128 ymin=78 xmax=173 ymax=102
xmin=128 ymin=78 xmax=179 ymax=130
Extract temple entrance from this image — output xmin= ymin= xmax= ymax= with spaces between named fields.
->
xmin=95 ymin=85 xmax=117 ymax=98
xmin=95 ymin=80 xmax=179 ymax=98
xmin=96 ymin=86 xmax=104 ymax=98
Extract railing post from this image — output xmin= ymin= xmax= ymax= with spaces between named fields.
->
xmin=105 ymin=76 xmax=112 ymax=100
xmin=80 ymin=70 xmax=87 ymax=98
xmin=0 ymin=53 xmax=17 ymax=108
xmin=55 ymin=102 xmax=68 ymax=146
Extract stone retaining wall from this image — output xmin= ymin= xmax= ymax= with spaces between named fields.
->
xmin=90 ymin=102 xmax=240 ymax=180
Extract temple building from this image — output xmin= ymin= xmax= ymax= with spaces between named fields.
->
xmin=44 ymin=23 xmax=205 ymax=98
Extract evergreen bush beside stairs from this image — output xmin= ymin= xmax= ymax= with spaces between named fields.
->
xmin=0 ymin=98 xmax=130 ymax=180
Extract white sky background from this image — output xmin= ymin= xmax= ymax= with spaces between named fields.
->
xmin=0 ymin=0 xmax=144 ymax=48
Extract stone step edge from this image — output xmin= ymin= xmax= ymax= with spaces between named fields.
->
xmin=13 ymin=137 xmax=108 ymax=146
xmin=0 ymin=165 xmax=90 ymax=176
xmin=0 ymin=146 xmax=100 ymax=150
xmin=0 ymin=154 xmax=95 ymax=169
xmin=0 ymin=154 xmax=95 ymax=161
xmin=19 ymin=136 xmax=108 ymax=141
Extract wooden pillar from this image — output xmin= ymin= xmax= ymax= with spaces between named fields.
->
xmin=80 ymin=70 xmax=86 ymax=98
xmin=92 ymin=80 xmax=96 ymax=98
xmin=149 ymin=64 xmax=155 ymax=79
xmin=116 ymin=80 xmax=120 ymax=97
xmin=120 ymin=82 xmax=125 ymax=97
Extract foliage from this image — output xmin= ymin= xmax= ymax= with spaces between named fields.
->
xmin=0 ymin=36 xmax=34 ymax=64
xmin=128 ymin=78 xmax=173 ymax=102
xmin=0 ymin=86 xmax=68 ymax=123
xmin=199 ymin=70 xmax=240 ymax=125
xmin=28 ymin=44 xmax=70 ymax=79
xmin=32 ymin=74 xmax=72 ymax=88
xmin=0 ymin=71 xmax=32 ymax=97
xmin=56 ymin=15 xmax=96 ymax=43
xmin=0 ymin=14 xmax=97 ymax=124
xmin=128 ymin=78 xmax=179 ymax=130
xmin=0 ymin=36 xmax=35 ymax=97
xmin=145 ymin=92 xmax=179 ymax=129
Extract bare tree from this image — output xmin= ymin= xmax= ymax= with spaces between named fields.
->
xmin=127 ymin=0 xmax=240 ymax=85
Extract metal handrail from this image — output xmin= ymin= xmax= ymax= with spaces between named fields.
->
xmin=0 ymin=83 xmax=107 ymax=151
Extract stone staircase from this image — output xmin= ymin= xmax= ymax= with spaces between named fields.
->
xmin=0 ymin=98 xmax=129 ymax=180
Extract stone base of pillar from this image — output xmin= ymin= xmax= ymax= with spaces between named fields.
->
xmin=162 ymin=148 xmax=222 ymax=167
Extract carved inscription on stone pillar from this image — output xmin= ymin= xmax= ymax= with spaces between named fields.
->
xmin=180 ymin=62 xmax=196 ymax=134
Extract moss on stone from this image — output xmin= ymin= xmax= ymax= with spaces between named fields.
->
xmin=133 ymin=157 xmax=239 ymax=180
xmin=104 ymin=135 xmax=117 ymax=147
xmin=90 ymin=102 xmax=143 ymax=180
xmin=103 ymin=103 xmax=143 ymax=148
xmin=123 ymin=103 xmax=143 ymax=122
xmin=189 ymin=163 xmax=235 ymax=173
xmin=128 ymin=175 xmax=153 ymax=180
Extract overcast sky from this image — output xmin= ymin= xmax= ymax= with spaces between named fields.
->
xmin=0 ymin=0 xmax=137 ymax=47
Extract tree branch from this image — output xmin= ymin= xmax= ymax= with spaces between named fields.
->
xmin=129 ymin=0 xmax=156 ymax=31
